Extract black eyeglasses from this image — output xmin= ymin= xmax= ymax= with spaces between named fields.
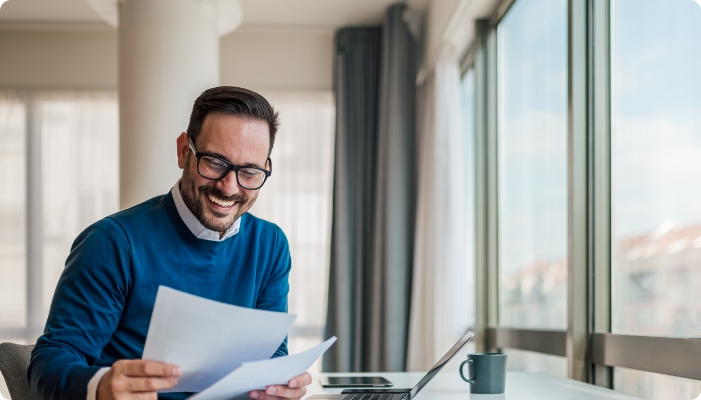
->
xmin=188 ymin=136 xmax=272 ymax=190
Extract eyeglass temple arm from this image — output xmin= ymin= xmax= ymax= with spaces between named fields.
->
xmin=188 ymin=136 xmax=198 ymax=154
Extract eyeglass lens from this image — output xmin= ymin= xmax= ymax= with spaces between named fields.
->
xmin=198 ymin=155 xmax=266 ymax=189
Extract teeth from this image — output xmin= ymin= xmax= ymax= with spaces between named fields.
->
xmin=207 ymin=193 xmax=235 ymax=207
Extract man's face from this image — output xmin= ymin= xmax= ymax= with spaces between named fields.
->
xmin=176 ymin=112 xmax=270 ymax=233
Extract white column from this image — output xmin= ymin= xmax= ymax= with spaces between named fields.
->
xmin=118 ymin=0 xmax=220 ymax=209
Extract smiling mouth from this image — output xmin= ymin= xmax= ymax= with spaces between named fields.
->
xmin=207 ymin=193 xmax=237 ymax=208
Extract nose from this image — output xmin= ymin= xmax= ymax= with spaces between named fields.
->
xmin=216 ymin=169 xmax=241 ymax=197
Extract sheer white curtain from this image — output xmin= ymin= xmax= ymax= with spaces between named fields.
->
xmin=40 ymin=92 xmax=120 ymax=312
xmin=407 ymin=47 xmax=475 ymax=371
xmin=0 ymin=90 xmax=119 ymax=399
xmin=0 ymin=90 xmax=119 ymax=335
xmin=250 ymin=91 xmax=335 ymax=374
xmin=0 ymin=93 xmax=28 ymax=347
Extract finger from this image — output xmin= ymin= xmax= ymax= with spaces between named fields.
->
xmin=116 ymin=360 xmax=182 ymax=377
xmin=128 ymin=392 xmax=159 ymax=400
xmin=288 ymin=372 xmax=312 ymax=388
xmin=117 ymin=376 xmax=179 ymax=392
xmin=250 ymin=391 xmax=286 ymax=400
xmin=251 ymin=390 xmax=285 ymax=400
xmin=258 ymin=394 xmax=306 ymax=400
xmin=265 ymin=385 xmax=307 ymax=399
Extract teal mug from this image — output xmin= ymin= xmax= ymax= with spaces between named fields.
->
xmin=460 ymin=353 xmax=507 ymax=394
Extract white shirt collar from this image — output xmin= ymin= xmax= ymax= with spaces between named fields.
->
xmin=171 ymin=179 xmax=241 ymax=242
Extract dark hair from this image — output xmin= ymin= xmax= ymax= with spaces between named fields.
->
xmin=186 ymin=86 xmax=279 ymax=156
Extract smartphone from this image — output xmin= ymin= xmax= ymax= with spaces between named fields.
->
xmin=319 ymin=376 xmax=393 ymax=388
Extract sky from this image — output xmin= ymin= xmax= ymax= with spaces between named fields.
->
xmin=612 ymin=0 xmax=701 ymax=239
xmin=495 ymin=0 xmax=568 ymax=275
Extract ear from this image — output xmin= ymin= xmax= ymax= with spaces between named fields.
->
xmin=176 ymin=132 xmax=190 ymax=169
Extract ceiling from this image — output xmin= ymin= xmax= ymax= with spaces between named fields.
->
xmin=0 ymin=0 xmax=429 ymax=28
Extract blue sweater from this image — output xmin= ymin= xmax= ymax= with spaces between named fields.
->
xmin=28 ymin=192 xmax=291 ymax=400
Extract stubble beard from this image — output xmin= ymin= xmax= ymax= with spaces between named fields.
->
xmin=180 ymin=156 xmax=251 ymax=233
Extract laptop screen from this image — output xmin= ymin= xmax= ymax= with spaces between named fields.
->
xmin=408 ymin=330 xmax=476 ymax=399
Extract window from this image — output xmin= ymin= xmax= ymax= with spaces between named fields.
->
xmin=0 ymin=91 xmax=119 ymax=341
xmin=469 ymin=0 xmax=701 ymax=395
xmin=504 ymin=348 xmax=567 ymax=378
xmin=496 ymin=0 xmax=569 ymax=330
xmin=611 ymin=0 xmax=701 ymax=338
xmin=615 ymin=368 xmax=701 ymax=400
xmin=249 ymin=91 xmax=335 ymax=375
xmin=0 ymin=94 xmax=27 ymax=341
xmin=460 ymin=67 xmax=477 ymax=356
xmin=40 ymin=93 xmax=120 ymax=313
xmin=0 ymin=90 xmax=119 ymax=399
xmin=610 ymin=0 xmax=701 ymax=397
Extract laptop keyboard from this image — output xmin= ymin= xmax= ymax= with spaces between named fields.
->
xmin=344 ymin=394 xmax=405 ymax=400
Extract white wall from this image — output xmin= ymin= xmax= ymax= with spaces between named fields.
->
xmin=0 ymin=0 xmax=502 ymax=93
xmin=424 ymin=0 xmax=464 ymax=60
xmin=0 ymin=26 xmax=117 ymax=88
xmin=221 ymin=27 xmax=333 ymax=92
xmin=0 ymin=25 xmax=333 ymax=91
xmin=421 ymin=0 xmax=499 ymax=70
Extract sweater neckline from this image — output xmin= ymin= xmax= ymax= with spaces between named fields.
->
xmin=162 ymin=192 xmax=243 ymax=251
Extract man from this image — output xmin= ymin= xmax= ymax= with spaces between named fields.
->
xmin=28 ymin=87 xmax=311 ymax=400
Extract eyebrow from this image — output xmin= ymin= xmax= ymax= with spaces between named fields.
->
xmin=200 ymin=149 xmax=266 ymax=170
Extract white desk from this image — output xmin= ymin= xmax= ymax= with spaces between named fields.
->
xmin=308 ymin=372 xmax=644 ymax=400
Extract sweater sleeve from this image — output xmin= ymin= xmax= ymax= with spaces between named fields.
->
xmin=28 ymin=217 xmax=132 ymax=400
xmin=256 ymin=225 xmax=291 ymax=358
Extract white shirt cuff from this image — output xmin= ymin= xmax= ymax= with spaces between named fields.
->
xmin=86 ymin=367 xmax=110 ymax=400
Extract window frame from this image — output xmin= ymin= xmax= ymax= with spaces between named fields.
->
xmin=462 ymin=0 xmax=701 ymax=389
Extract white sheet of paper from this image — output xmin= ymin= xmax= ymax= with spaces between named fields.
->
xmin=142 ymin=286 xmax=297 ymax=393
xmin=189 ymin=337 xmax=337 ymax=400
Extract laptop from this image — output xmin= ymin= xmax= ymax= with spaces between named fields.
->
xmin=309 ymin=330 xmax=476 ymax=400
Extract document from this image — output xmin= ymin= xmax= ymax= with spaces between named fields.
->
xmin=142 ymin=286 xmax=297 ymax=393
xmin=189 ymin=337 xmax=337 ymax=400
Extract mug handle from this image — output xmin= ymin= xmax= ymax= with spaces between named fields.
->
xmin=460 ymin=359 xmax=475 ymax=384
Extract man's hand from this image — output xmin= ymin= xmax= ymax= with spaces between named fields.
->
xmin=97 ymin=359 xmax=182 ymax=400
xmin=249 ymin=372 xmax=312 ymax=400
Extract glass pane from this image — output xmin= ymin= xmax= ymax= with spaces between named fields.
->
xmin=497 ymin=0 xmax=569 ymax=329
xmin=424 ymin=67 xmax=479 ymax=373
xmin=615 ymin=367 xmax=701 ymax=400
xmin=0 ymin=94 xmax=27 ymax=335
xmin=40 ymin=92 xmax=119 ymax=319
xmin=503 ymin=348 xmax=567 ymax=378
xmin=611 ymin=0 xmax=701 ymax=337
xmin=251 ymin=92 xmax=335 ymax=375
xmin=461 ymin=67 xmax=476 ymax=332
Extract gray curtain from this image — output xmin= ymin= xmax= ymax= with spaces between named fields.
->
xmin=324 ymin=3 xmax=418 ymax=373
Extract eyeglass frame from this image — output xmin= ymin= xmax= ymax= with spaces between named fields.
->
xmin=187 ymin=135 xmax=272 ymax=190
